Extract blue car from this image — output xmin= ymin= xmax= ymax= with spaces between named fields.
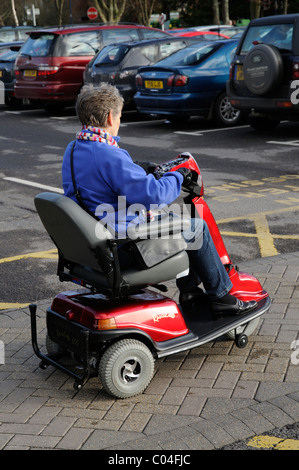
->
xmin=134 ymin=38 xmax=243 ymax=126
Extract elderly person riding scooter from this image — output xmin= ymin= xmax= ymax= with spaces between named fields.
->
xmin=62 ymin=83 xmax=257 ymax=317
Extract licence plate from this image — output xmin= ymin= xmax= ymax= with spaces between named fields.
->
xmin=235 ymin=65 xmax=244 ymax=81
xmin=24 ymin=69 xmax=37 ymax=77
xmin=145 ymin=80 xmax=163 ymax=89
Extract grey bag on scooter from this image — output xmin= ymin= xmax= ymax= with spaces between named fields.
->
xmin=127 ymin=214 xmax=188 ymax=269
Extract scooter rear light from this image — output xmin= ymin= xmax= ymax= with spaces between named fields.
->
xmin=95 ymin=317 xmax=117 ymax=330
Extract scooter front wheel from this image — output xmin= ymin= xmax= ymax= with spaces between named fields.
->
xmin=98 ymin=339 xmax=155 ymax=399
xmin=225 ymin=317 xmax=260 ymax=341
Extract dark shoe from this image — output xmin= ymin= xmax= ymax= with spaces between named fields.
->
xmin=179 ymin=287 xmax=206 ymax=306
xmin=211 ymin=298 xmax=257 ymax=317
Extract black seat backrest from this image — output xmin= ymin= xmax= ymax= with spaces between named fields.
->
xmin=34 ymin=192 xmax=113 ymax=275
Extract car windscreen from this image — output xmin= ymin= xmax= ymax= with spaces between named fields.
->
xmin=0 ymin=49 xmax=18 ymax=62
xmin=156 ymin=42 xmax=217 ymax=66
xmin=240 ymin=23 xmax=294 ymax=53
xmin=93 ymin=44 xmax=130 ymax=66
xmin=20 ymin=33 xmax=56 ymax=57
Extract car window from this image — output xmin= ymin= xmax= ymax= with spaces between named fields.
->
xmin=17 ymin=29 xmax=34 ymax=40
xmin=94 ymin=44 xmax=129 ymax=65
xmin=158 ymin=40 xmax=187 ymax=59
xmin=0 ymin=30 xmax=16 ymax=42
xmin=141 ymin=29 xmax=169 ymax=39
xmin=157 ymin=43 xmax=216 ymax=66
xmin=124 ymin=44 xmax=157 ymax=66
xmin=20 ymin=34 xmax=55 ymax=57
xmin=102 ymin=28 xmax=139 ymax=46
xmin=0 ymin=49 xmax=18 ymax=61
xmin=241 ymin=23 xmax=293 ymax=53
xmin=58 ymin=31 xmax=100 ymax=56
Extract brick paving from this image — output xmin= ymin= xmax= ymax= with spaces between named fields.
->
xmin=0 ymin=252 xmax=299 ymax=450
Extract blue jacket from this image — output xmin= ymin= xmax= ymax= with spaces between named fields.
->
xmin=62 ymin=138 xmax=183 ymax=235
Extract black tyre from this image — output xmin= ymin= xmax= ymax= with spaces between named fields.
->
xmin=98 ymin=339 xmax=155 ymax=399
xmin=213 ymin=92 xmax=243 ymax=127
xmin=249 ymin=116 xmax=280 ymax=131
xmin=243 ymin=44 xmax=283 ymax=95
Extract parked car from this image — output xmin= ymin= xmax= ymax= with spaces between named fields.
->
xmin=134 ymin=38 xmax=243 ymax=127
xmin=0 ymin=26 xmax=36 ymax=42
xmin=14 ymin=24 xmax=171 ymax=111
xmin=189 ymin=24 xmax=246 ymax=38
xmin=174 ymin=30 xmax=230 ymax=41
xmin=227 ymin=14 xmax=299 ymax=130
xmin=0 ymin=41 xmax=23 ymax=106
xmin=84 ymin=37 xmax=197 ymax=108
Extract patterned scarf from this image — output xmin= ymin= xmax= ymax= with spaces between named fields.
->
xmin=76 ymin=125 xmax=119 ymax=147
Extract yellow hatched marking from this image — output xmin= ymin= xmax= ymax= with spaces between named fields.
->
xmin=247 ymin=435 xmax=299 ymax=450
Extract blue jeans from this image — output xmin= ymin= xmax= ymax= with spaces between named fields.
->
xmin=177 ymin=218 xmax=233 ymax=299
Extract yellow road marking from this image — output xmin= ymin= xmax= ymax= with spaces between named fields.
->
xmin=247 ymin=435 xmax=299 ymax=450
xmin=217 ymin=204 xmax=299 ymax=223
xmin=0 ymin=249 xmax=58 ymax=264
xmin=0 ymin=249 xmax=58 ymax=310
xmin=253 ymin=213 xmax=278 ymax=257
xmin=0 ymin=302 xmax=29 ymax=311
xmin=216 ymin=204 xmax=299 ymax=258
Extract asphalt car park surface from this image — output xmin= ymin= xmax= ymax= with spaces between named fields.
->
xmin=0 ymin=105 xmax=299 ymax=309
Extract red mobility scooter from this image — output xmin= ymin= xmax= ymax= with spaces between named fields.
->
xmin=30 ymin=153 xmax=271 ymax=398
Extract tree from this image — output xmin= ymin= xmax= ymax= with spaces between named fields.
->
xmin=55 ymin=0 xmax=65 ymax=26
xmin=212 ymin=0 xmax=220 ymax=24
xmin=93 ymin=0 xmax=127 ymax=23
xmin=129 ymin=0 xmax=156 ymax=26
xmin=222 ymin=0 xmax=230 ymax=24
xmin=11 ymin=0 xmax=19 ymax=25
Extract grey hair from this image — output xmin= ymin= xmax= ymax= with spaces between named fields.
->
xmin=76 ymin=83 xmax=124 ymax=127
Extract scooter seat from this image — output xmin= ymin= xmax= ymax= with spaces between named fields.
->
xmin=34 ymin=192 xmax=189 ymax=297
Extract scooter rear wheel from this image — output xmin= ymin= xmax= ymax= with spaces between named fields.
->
xmin=98 ymin=339 xmax=155 ymax=399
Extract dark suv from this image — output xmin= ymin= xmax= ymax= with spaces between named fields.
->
xmin=227 ymin=14 xmax=299 ymax=130
xmin=14 ymin=24 xmax=170 ymax=111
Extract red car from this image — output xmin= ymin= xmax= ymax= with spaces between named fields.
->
xmin=14 ymin=24 xmax=170 ymax=111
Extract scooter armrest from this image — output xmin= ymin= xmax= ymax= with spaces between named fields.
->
xmin=127 ymin=216 xmax=189 ymax=240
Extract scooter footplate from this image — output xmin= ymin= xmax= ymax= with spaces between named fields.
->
xmin=155 ymin=296 xmax=271 ymax=358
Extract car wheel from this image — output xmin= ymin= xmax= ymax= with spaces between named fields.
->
xmin=213 ymin=92 xmax=243 ymax=127
xmin=98 ymin=338 xmax=155 ymax=399
xmin=249 ymin=116 xmax=280 ymax=131
xmin=243 ymin=44 xmax=283 ymax=95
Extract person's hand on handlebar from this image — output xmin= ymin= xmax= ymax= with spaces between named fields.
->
xmin=176 ymin=167 xmax=192 ymax=188
xmin=134 ymin=161 xmax=158 ymax=174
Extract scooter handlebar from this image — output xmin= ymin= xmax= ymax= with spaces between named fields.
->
xmin=153 ymin=153 xmax=203 ymax=197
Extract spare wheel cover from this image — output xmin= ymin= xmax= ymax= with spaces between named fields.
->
xmin=243 ymin=44 xmax=283 ymax=95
